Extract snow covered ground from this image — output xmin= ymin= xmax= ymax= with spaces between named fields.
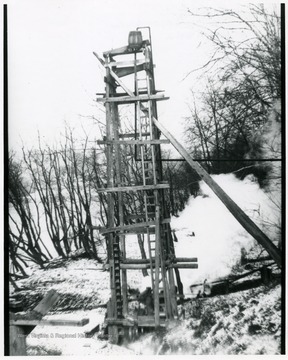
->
xmin=11 ymin=173 xmax=282 ymax=355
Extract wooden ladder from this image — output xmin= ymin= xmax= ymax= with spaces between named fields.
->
xmin=134 ymin=47 xmax=162 ymax=324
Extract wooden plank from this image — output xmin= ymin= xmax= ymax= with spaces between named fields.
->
xmin=98 ymin=221 xmax=156 ymax=235
xmin=106 ymin=318 xmax=136 ymax=326
xmin=95 ymin=220 xmax=170 ymax=234
xmin=120 ymin=264 xmax=152 ymax=270
xmin=126 ymin=214 xmax=147 ymax=219
xmin=154 ymin=206 xmax=161 ymax=327
xmin=122 ymin=257 xmax=198 ymax=264
xmin=33 ymin=289 xmax=60 ymax=316
xmin=92 ymin=225 xmax=156 ymax=235
xmin=96 ymin=94 xmax=169 ymax=104
xmin=125 ymin=214 xmax=169 ymax=222
xmin=97 ymin=139 xmax=170 ymax=145
xmin=107 ymin=59 xmax=147 ymax=67
xmin=93 ymin=52 xmax=105 ymax=66
xmin=10 ymin=318 xmax=89 ymax=327
xmin=97 ymin=184 xmax=169 ymax=192
xmin=161 ymin=218 xmax=171 ymax=224
xmin=123 ymin=259 xmax=153 ymax=264
xmin=9 ymin=324 xmax=26 ymax=355
xmin=109 ymin=68 xmax=141 ymax=96
xmin=138 ymin=316 xmax=166 ymax=327
xmin=175 ymin=257 xmax=198 ymax=262
xmin=137 ymin=233 xmax=148 ymax=277
xmin=168 ymin=264 xmax=198 ymax=269
xmin=103 ymin=44 xmax=144 ymax=57
xmin=118 ymin=132 xmax=150 ymax=138
xmin=123 ymin=227 xmax=156 ymax=235
xmin=153 ymin=117 xmax=282 ymax=268
xmin=114 ymin=64 xmax=145 ymax=78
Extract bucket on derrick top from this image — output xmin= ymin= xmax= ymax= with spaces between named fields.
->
xmin=128 ymin=31 xmax=143 ymax=51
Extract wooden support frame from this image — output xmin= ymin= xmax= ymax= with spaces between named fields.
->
xmin=94 ymin=33 xmax=187 ymax=338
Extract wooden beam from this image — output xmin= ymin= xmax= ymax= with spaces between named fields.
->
xmin=97 ymin=183 xmax=169 ymax=192
xmin=9 ymin=321 xmax=26 ymax=355
xmin=96 ymin=94 xmax=169 ymax=104
xmin=126 ymin=214 xmax=147 ymax=219
xmin=120 ymin=263 xmax=152 ymax=270
xmin=168 ymin=264 xmax=198 ymax=269
xmin=93 ymin=217 xmax=170 ymax=234
xmin=97 ymin=221 xmax=156 ymax=235
xmin=97 ymin=139 xmax=170 ymax=145
xmin=93 ymin=51 xmax=105 ymax=66
xmin=118 ymin=132 xmax=150 ymax=138
xmin=107 ymin=316 xmax=167 ymax=327
xmin=91 ymin=225 xmax=156 ymax=235
xmin=103 ymin=45 xmax=143 ymax=57
xmin=123 ymin=227 xmax=156 ymax=235
xmin=153 ymin=117 xmax=282 ymax=268
xmin=10 ymin=318 xmax=89 ymax=327
xmin=122 ymin=259 xmax=152 ymax=264
xmin=122 ymin=257 xmax=197 ymax=264
xmin=114 ymin=65 xmax=145 ymax=78
xmin=138 ymin=316 xmax=167 ymax=327
xmin=107 ymin=59 xmax=147 ymax=67
xmin=174 ymin=257 xmax=198 ymax=262
xmin=106 ymin=318 xmax=136 ymax=326
xmin=33 ymin=289 xmax=60 ymax=316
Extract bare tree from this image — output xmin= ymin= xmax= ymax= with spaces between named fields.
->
xmin=8 ymin=153 xmax=52 ymax=273
xmin=185 ymin=4 xmax=281 ymax=181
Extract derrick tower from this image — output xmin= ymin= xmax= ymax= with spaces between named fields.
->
xmin=95 ymin=28 xmax=198 ymax=343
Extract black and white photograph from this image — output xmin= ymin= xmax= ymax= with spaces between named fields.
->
xmin=3 ymin=0 xmax=284 ymax=355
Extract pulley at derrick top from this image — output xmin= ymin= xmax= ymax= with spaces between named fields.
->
xmin=128 ymin=30 xmax=143 ymax=51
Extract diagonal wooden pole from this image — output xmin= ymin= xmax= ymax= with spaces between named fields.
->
xmin=153 ymin=118 xmax=282 ymax=268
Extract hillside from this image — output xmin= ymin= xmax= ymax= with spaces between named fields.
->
xmin=9 ymin=174 xmax=282 ymax=355
xmin=9 ymin=254 xmax=282 ymax=356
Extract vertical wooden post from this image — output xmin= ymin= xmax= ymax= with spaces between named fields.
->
xmin=137 ymin=234 xmax=148 ymax=276
xmin=168 ymin=267 xmax=178 ymax=317
xmin=105 ymin=56 xmax=118 ymax=331
xmin=154 ymin=205 xmax=161 ymax=327
xmin=112 ymin=102 xmax=128 ymax=316
xmin=9 ymin=321 xmax=26 ymax=356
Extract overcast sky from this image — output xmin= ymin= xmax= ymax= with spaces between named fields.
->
xmin=6 ymin=0 xmax=280 ymax=154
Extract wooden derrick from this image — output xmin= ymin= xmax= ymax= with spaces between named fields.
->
xmin=94 ymin=28 xmax=197 ymax=342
